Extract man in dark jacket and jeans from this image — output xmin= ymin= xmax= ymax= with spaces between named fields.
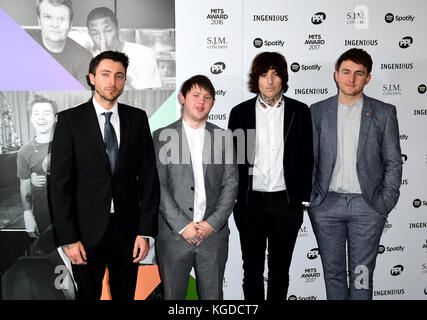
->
xmin=228 ymin=51 xmax=313 ymax=301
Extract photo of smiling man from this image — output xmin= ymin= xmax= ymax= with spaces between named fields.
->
xmin=29 ymin=0 xmax=92 ymax=88
xmin=17 ymin=94 xmax=57 ymax=238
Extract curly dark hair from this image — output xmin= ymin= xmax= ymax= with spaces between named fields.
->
xmin=248 ymin=51 xmax=289 ymax=94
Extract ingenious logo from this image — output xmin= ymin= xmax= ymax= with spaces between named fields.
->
xmin=380 ymin=63 xmax=414 ymax=70
xmin=253 ymin=14 xmax=288 ymax=22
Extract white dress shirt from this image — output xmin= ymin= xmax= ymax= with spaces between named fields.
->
xmin=252 ymin=95 xmax=286 ymax=192
xmin=183 ymin=120 xmax=207 ymax=222
xmin=179 ymin=120 xmax=207 ymax=234
xmin=329 ymin=98 xmax=363 ymax=193
xmin=92 ymin=97 xmax=120 ymax=212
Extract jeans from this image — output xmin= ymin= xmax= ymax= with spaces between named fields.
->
xmin=234 ymin=191 xmax=303 ymax=301
xmin=309 ymin=192 xmax=386 ymax=300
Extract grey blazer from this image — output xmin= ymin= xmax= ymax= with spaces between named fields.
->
xmin=152 ymin=119 xmax=238 ymax=241
xmin=310 ymin=94 xmax=402 ymax=215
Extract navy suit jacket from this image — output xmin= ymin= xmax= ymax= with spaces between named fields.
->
xmin=310 ymin=94 xmax=402 ymax=215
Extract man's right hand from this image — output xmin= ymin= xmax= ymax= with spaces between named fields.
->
xmin=181 ymin=222 xmax=201 ymax=245
xmin=30 ymin=172 xmax=47 ymax=187
xmin=63 ymin=241 xmax=87 ymax=265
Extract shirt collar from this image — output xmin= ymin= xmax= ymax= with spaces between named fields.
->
xmin=257 ymin=94 xmax=284 ymax=112
xmin=92 ymin=97 xmax=119 ymax=117
xmin=182 ymin=119 xmax=206 ymax=135
xmin=338 ymin=97 xmax=363 ymax=109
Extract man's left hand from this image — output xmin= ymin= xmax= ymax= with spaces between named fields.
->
xmin=196 ymin=221 xmax=214 ymax=244
xmin=132 ymin=236 xmax=149 ymax=263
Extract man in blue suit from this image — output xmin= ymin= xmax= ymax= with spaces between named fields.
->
xmin=309 ymin=48 xmax=402 ymax=300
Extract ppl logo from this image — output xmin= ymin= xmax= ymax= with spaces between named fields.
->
xmin=390 ymin=265 xmax=404 ymax=276
xmin=312 ymin=12 xmax=326 ymax=24
xmin=399 ymin=36 xmax=413 ymax=48
xmin=210 ymin=62 xmax=226 ymax=74
xmin=307 ymin=248 xmax=320 ymax=260
xmin=418 ymin=84 xmax=426 ymax=94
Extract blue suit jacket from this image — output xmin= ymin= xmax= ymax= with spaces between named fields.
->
xmin=310 ymin=94 xmax=402 ymax=215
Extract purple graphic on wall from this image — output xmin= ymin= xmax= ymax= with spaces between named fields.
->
xmin=0 ymin=8 xmax=85 ymax=91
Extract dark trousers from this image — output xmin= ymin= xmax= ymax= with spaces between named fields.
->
xmin=71 ymin=214 xmax=138 ymax=300
xmin=234 ymin=191 xmax=303 ymax=301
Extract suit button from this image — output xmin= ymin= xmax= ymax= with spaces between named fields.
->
xmin=191 ymin=186 xmax=194 ymax=191
xmin=189 ymin=207 xmax=193 ymax=211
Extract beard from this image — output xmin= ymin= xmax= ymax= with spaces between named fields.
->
xmin=95 ymin=86 xmax=123 ymax=103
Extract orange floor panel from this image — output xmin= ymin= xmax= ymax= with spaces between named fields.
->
xmin=101 ymin=265 xmax=162 ymax=300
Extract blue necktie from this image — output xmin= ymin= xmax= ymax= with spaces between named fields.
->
xmin=102 ymin=112 xmax=118 ymax=172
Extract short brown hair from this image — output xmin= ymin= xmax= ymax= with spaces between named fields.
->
xmin=335 ymin=48 xmax=373 ymax=74
xmin=28 ymin=94 xmax=58 ymax=114
xmin=36 ymin=0 xmax=73 ymax=21
xmin=180 ymin=75 xmax=215 ymax=100
xmin=248 ymin=51 xmax=289 ymax=94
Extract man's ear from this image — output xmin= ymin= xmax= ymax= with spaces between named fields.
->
xmin=178 ymin=92 xmax=185 ymax=104
xmin=88 ymin=73 xmax=95 ymax=86
xmin=365 ymin=74 xmax=372 ymax=85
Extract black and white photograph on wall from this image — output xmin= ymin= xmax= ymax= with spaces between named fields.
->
xmin=0 ymin=0 xmax=176 ymax=112
xmin=0 ymin=84 xmax=165 ymax=299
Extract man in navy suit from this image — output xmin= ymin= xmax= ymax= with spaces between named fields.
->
xmin=310 ymin=48 xmax=402 ymax=300
xmin=50 ymin=51 xmax=159 ymax=300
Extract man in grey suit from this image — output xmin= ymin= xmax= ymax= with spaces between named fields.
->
xmin=153 ymin=75 xmax=238 ymax=300
xmin=310 ymin=48 xmax=402 ymax=300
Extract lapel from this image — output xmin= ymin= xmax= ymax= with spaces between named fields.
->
xmin=202 ymin=122 xmax=216 ymax=180
xmin=82 ymin=100 xmax=111 ymax=172
xmin=115 ymin=103 xmax=129 ymax=174
xmin=283 ymin=96 xmax=295 ymax=145
xmin=246 ymin=97 xmax=257 ymax=166
xmin=177 ymin=119 xmax=194 ymax=181
xmin=357 ymin=95 xmax=372 ymax=161
xmin=327 ymin=95 xmax=339 ymax=162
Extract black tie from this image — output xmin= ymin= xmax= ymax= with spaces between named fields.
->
xmin=102 ymin=112 xmax=118 ymax=172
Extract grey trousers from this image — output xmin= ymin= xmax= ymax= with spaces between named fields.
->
xmin=156 ymin=233 xmax=229 ymax=300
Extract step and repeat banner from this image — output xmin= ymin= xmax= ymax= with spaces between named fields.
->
xmin=0 ymin=0 xmax=426 ymax=300
xmin=176 ymin=0 xmax=427 ymax=300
